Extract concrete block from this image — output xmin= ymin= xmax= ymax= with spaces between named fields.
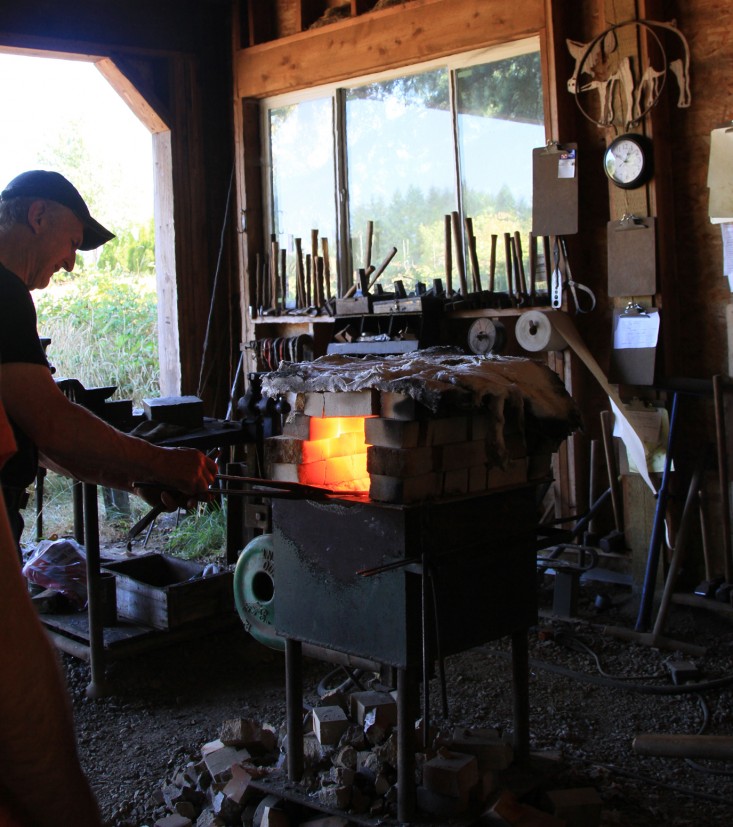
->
xmin=545 ymin=787 xmax=602 ymax=826
xmin=312 ymin=705 xmax=350 ymax=746
xmin=369 ymin=473 xmax=440 ymax=504
xmin=367 ymin=445 xmax=435 ymax=477
xmin=364 ymin=417 xmax=421 ymax=449
xmin=422 ymin=750 xmax=479 ymax=798
xmin=350 ymin=690 xmax=398 ymax=728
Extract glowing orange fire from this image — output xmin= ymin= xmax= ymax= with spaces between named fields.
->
xmin=297 ymin=415 xmax=373 ymax=492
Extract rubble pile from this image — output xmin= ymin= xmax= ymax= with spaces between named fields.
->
xmin=143 ymin=685 xmax=602 ymax=827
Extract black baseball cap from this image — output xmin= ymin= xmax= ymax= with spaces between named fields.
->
xmin=1 ymin=169 xmax=115 ymax=250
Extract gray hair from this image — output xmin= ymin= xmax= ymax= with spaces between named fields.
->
xmin=0 ymin=196 xmax=64 ymax=230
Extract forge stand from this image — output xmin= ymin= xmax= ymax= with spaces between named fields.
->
xmin=272 ymin=485 xmax=539 ymax=822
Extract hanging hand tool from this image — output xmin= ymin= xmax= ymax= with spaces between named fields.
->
xmin=552 ymin=237 xmax=596 ymax=313
xmin=489 ymin=233 xmax=497 ymax=293
xmin=294 ymin=238 xmax=306 ymax=308
xmin=528 ymin=232 xmax=537 ymax=305
xmin=321 ymin=238 xmax=332 ymax=300
xmin=365 ymin=220 xmax=374 ymax=270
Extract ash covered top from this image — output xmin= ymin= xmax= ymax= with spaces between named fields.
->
xmin=261 ymin=347 xmax=581 ymax=435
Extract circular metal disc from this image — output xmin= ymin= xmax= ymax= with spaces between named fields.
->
xmin=468 ymin=317 xmax=504 ymax=355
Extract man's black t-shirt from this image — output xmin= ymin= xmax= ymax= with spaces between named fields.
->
xmin=0 ymin=264 xmax=50 ymax=490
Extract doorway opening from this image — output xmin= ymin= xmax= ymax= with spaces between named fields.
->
xmin=0 ymin=48 xmax=180 ymax=397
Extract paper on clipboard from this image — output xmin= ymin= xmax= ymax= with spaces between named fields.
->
xmin=613 ymin=311 xmax=660 ymax=349
xmin=532 ymin=143 xmax=578 ymax=237
xmin=708 ymin=126 xmax=733 ymax=223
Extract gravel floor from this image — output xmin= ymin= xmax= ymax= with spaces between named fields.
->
xmin=58 ymin=561 xmax=733 ymax=827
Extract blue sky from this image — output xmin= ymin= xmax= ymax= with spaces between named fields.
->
xmin=0 ymin=52 xmax=153 ymax=226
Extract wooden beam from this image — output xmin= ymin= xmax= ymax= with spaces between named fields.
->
xmin=95 ymin=56 xmax=169 ymax=133
xmin=235 ymin=0 xmax=545 ymax=99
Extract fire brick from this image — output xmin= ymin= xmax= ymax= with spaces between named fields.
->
xmin=282 ymin=412 xmax=311 ymax=439
xmin=446 ymin=727 xmax=514 ymax=770
xmin=422 ymin=750 xmax=479 ymax=798
xmin=312 ymin=705 xmax=350 ymax=746
xmin=442 ymin=468 xmax=469 ymax=496
xmin=367 ymin=445 xmax=434 ymax=477
xmin=545 ymin=787 xmax=602 ymax=826
xmin=202 ymin=744 xmax=251 ymax=781
xmin=437 ymin=440 xmax=488 ymax=471
xmin=221 ymin=764 xmax=257 ymax=806
xmin=364 ymin=416 xmax=421 ymax=449
xmin=349 ymin=691 xmax=398 ymax=728
xmin=379 ymin=391 xmax=418 ymax=420
xmin=423 ymin=416 xmax=469 ymax=446
xmin=369 ymin=472 xmax=441 ymax=503
xmin=487 ymin=457 xmax=528 ymax=489
xmin=265 ymin=435 xmax=305 ymax=465
xmin=153 ymin=815 xmax=193 ymax=827
xmin=416 ymin=784 xmax=470 ymax=817
xmin=488 ymin=790 xmax=567 ymax=826
xmin=304 ymin=390 xmax=378 ymax=417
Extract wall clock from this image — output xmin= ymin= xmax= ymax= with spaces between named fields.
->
xmin=603 ymin=133 xmax=654 ymax=189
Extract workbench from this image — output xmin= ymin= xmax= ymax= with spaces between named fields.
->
xmin=40 ymin=417 xmax=252 ymax=697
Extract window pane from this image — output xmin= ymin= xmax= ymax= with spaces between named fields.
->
xmin=345 ymin=69 xmax=455 ymax=293
xmin=269 ymin=98 xmax=337 ymax=307
xmin=456 ymin=52 xmax=545 ymax=294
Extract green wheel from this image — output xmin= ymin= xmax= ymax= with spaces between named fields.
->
xmin=233 ymin=533 xmax=282 ymax=651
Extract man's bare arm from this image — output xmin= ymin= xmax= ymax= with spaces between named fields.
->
xmin=0 ymin=495 xmax=102 ymax=827
xmin=1 ymin=362 xmax=217 ymax=503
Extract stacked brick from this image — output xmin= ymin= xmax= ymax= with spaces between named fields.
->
xmin=265 ymin=388 xmax=558 ymax=504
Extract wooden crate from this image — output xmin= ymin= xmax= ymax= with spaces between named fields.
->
xmin=103 ymin=553 xmax=234 ymax=630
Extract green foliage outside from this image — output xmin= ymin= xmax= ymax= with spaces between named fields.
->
xmin=35 ymin=221 xmax=159 ymax=408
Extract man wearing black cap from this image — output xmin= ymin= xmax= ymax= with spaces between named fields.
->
xmin=0 ymin=170 xmax=218 ymax=556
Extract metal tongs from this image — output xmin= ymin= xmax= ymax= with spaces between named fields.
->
xmin=214 ymin=473 xmax=336 ymax=500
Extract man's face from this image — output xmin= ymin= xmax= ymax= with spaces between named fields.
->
xmin=28 ymin=201 xmax=84 ymax=290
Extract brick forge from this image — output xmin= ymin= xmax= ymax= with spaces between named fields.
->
xmin=264 ymin=387 xmax=562 ymax=505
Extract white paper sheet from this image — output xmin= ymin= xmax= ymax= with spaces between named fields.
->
xmin=709 ymin=127 xmax=733 ymax=223
xmin=613 ymin=312 xmax=660 ymax=350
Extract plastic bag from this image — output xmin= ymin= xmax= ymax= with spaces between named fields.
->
xmin=22 ymin=538 xmax=88 ymax=609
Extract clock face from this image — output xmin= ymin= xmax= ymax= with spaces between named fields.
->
xmin=604 ymin=134 xmax=652 ymax=189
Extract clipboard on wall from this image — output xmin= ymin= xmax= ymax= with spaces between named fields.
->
xmin=609 ymin=306 xmax=660 ymax=386
xmin=532 ymin=142 xmax=578 ymax=237
xmin=607 ymin=216 xmax=656 ymax=296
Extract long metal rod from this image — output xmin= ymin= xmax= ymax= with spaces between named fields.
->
xmin=84 ymin=483 xmax=110 ymax=699
xmin=713 ymin=374 xmax=733 ymax=582
xmin=636 ymin=392 xmax=680 ymax=632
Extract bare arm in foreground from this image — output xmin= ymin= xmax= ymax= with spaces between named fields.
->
xmin=1 ymin=362 xmax=218 ymax=508
xmin=0 ymin=492 xmax=102 ymax=827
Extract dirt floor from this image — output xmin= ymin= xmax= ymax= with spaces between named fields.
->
xmin=55 ymin=532 xmax=733 ymax=827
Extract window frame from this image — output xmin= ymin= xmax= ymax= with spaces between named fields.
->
xmin=261 ymin=36 xmax=545 ymax=299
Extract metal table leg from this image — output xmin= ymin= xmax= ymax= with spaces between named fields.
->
xmin=285 ymin=638 xmax=304 ymax=781
xmin=397 ymin=666 xmax=418 ymax=822
xmin=83 ymin=483 xmax=110 ymax=698
xmin=511 ymin=628 xmax=530 ymax=764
